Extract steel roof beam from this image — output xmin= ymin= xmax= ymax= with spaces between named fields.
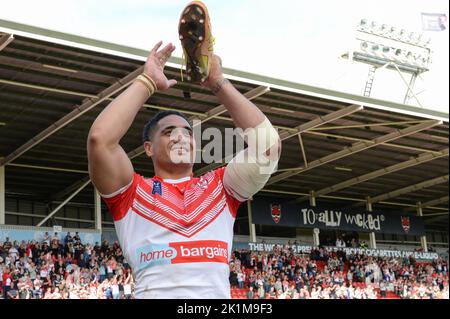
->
xmin=1 ymin=78 xmax=445 ymax=155
xmin=51 ymin=99 xmax=360 ymax=200
xmin=267 ymin=120 xmax=442 ymax=186
xmin=419 ymin=196 xmax=449 ymax=209
xmin=50 ymin=176 xmax=91 ymax=201
xmin=303 ymin=131 xmax=445 ymax=155
xmin=424 ymin=213 xmax=449 ymax=225
xmin=6 ymin=163 xmax=88 ymax=174
xmin=36 ymin=179 xmax=91 ymax=226
xmin=258 ymin=188 xmax=448 ymax=211
xmin=294 ymin=148 xmax=449 ymax=203
xmin=352 ymin=174 xmax=449 ymax=207
xmin=0 ymin=33 xmax=14 ymax=51
xmin=403 ymin=196 xmax=449 ymax=213
xmin=2 ymin=18 xmax=448 ymax=121
xmin=0 ymin=66 xmax=144 ymax=166
xmin=195 ymin=104 xmax=363 ymax=175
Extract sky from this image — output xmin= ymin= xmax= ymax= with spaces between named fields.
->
xmin=1 ymin=0 xmax=448 ymax=114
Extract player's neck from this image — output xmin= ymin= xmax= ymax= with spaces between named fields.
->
xmin=154 ymin=165 xmax=193 ymax=181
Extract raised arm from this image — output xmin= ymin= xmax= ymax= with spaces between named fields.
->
xmin=203 ymin=56 xmax=281 ymax=201
xmin=203 ymin=56 xmax=268 ymax=130
xmin=87 ymin=42 xmax=177 ymax=195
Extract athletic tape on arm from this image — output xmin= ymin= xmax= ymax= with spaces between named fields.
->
xmin=223 ymin=117 xmax=280 ymax=201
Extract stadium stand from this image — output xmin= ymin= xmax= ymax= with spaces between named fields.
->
xmin=229 ymin=245 xmax=448 ymax=299
xmin=1 ymin=236 xmax=448 ymax=299
xmin=0 ymin=19 xmax=448 ymax=300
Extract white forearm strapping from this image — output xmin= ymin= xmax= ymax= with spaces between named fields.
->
xmin=223 ymin=117 xmax=280 ymax=201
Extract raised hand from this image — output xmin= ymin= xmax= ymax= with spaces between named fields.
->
xmin=144 ymin=41 xmax=177 ymax=91
xmin=202 ymin=54 xmax=226 ymax=91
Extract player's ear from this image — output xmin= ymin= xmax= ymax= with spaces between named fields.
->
xmin=144 ymin=141 xmax=154 ymax=157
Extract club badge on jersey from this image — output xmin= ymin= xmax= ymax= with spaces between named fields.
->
xmin=152 ymin=180 xmax=163 ymax=195
xmin=198 ymin=177 xmax=208 ymax=189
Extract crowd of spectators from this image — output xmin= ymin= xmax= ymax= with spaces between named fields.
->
xmin=1 ymin=233 xmax=134 ymax=299
xmin=2 ymin=234 xmax=448 ymax=299
xmin=229 ymin=244 xmax=449 ymax=299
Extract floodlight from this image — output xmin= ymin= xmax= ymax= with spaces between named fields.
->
xmin=358 ymin=19 xmax=368 ymax=30
xmin=381 ymin=46 xmax=391 ymax=57
xmin=388 ymin=26 xmax=396 ymax=38
xmin=348 ymin=18 xmax=433 ymax=102
xmin=361 ymin=41 xmax=369 ymax=51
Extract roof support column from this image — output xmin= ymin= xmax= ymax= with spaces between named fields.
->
xmin=309 ymin=191 xmax=316 ymax=207
xmin=94 ymin=188 xmax=102 ymax=232
xmin=247 ymin=199 xmax=256 ymax=243
xmin=417 ymin=202 xmax=428 ymax=252
xmin=310 ymin=191 xmax=320 ymax=247
xmin=0 ymin=165 xmax=5 ymax=225
xmin=366 ymin=196 xmax=377 ymax=249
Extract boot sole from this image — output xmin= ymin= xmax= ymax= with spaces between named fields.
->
xmin=178 ymin=3 xmax=208 ymax=82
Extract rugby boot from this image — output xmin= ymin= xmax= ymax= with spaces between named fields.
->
xmin=178 ymin=1 xmax=215 ymax=83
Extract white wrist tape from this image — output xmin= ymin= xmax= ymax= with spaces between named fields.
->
xmin=223 ymin=117 xmax=280 ymax=201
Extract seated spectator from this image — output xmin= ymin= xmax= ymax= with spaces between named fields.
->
xmin=1 ymin=234 xmax=448 ymax=300
xmin=64 ymin=232 xmax=72 ymax=245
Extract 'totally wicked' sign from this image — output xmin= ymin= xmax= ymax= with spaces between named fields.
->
xmin=252 ymin=198 xmax=425 ymax=236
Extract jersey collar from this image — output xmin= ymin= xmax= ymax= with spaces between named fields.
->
xmin=153 ymin=174 xmax=194 ymax=184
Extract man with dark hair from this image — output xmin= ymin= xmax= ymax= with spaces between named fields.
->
xmin=87 ymin=1 xmax=280 ymax=299
xmin=142 ymin=110 xmax=190 ymax=144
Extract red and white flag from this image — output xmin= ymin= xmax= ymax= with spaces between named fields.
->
xmin=421 ymin=13 xmax=447 ymax=31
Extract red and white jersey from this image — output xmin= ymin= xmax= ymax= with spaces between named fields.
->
xmin=102 ymin=167 xmax=241 ymax=299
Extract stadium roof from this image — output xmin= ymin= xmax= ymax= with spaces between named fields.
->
xmin=1 ymin=19 xmax=448 ymax=231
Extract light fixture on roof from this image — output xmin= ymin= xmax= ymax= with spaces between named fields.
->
xmin=358 ymin=19 xmax=368 ymax=30
xmin=399 ymin=29 xmax=407 ymax=40
xmin=0 ymin=122 xmax=5 ymax=126
xmin=380 ymin=24 xmax=389 ymax=34
xmin=405 ymin=51 xmax=413 ymax=59
xmin=381 ymin=46 xmax=391 ymax=57
xmin=416 ymin=34 xmax=424 ymax=45
xmin=361 ymin=41 xmax=369 ymax=51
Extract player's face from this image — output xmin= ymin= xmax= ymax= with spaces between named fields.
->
xmin=147 ymin=115 xmax=196 ymax=167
